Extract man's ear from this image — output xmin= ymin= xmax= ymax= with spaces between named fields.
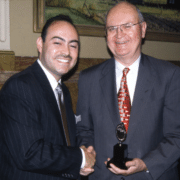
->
xmin=141 ymin=21 xmax=147 ymax=39
xmin=36 ymin=37 xmax=43 ymax=54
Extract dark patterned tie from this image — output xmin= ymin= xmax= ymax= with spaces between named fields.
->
xmin=118 ymin=68 xmax=131 ymax=132
xmin=56 ymin=83 xmax=71 ymax=146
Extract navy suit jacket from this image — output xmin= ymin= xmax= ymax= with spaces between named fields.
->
xmin=0 ymin=61 xmax=82 ymax=180
xmin=76 ymin=54 xmax=180 ymax=180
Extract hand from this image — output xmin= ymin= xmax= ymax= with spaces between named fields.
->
xmin=86 ymin=146 xmax=96 ymax=157
xmin=105 ymin=158 xmax=148 ymax=176
xmin=80 ymin=145 xmax=96 ymax=168
xmin=80 ymin=167 xmax=94 ymax=176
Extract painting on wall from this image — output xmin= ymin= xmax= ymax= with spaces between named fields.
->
xmin=33 ymin=0 xmax=180 ymax=42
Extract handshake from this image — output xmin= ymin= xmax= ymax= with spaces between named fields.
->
xmin=80 ymin=145 xmax=96 ymax=176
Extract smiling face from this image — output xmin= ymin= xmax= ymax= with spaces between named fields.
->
xmin=106 ymin=2 xmax=147 ymax=65
xmin=37 ymin=21 xmax=79 ymax=81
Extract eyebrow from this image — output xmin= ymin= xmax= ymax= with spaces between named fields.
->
xmin=51 ymin=36 xmax=79 ymax=45
xmin=107 ymin=22 xmax=133 ymax=27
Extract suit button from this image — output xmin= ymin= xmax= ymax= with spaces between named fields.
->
xmin=121 ymin=177 xmax=125 ymax=180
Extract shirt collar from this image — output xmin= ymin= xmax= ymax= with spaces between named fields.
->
xmin=115 ymin=55 xmax=141 ymax=72
xmin=37 ymin=59 xmax=61 ymax=91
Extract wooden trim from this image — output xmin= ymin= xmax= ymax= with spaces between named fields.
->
xmin=33 ymin=0 xmax=45 ymax=33
xmin=0 ymin=57 xmax=180 ymax=86
xmin=0 ymin=51 xmax=15 ymax=71
xmin=1 ymin=57 xmax=180 ymax=112
xmin=0 ymin=51 xmax=15 ymax=55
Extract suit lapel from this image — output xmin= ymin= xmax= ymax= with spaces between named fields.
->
xmin=126 ymin=54 xmax=156 ymax=142
xmin=99 ymin=58 xmax=120 ymax=128
xmin=32 ymin=62 xmax=60 ymax=117
xmin=31 ymin=61 xmax=67 ymax=144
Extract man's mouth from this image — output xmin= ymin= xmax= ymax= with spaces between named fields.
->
xmin=56 ymin=59 xmax=70 ymax=63
xmin=116 ymin=40 xmax=129 ymax=45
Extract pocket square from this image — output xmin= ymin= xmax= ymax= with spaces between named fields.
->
xmin=75 ymin=115 xmax=81 ymax=124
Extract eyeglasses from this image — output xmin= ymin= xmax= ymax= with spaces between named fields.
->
xmin=106 ymin=21 xmax=144 ymax=34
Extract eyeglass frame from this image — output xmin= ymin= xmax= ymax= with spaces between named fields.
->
xmin=106 ymin=21 xmax=144 ymax=34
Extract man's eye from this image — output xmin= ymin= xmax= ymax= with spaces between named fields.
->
xmin=124 ymin=25 xmax=132 ymax=29
xmin=70 ymin=45 xmax=78 ymax=49
xmin=54 ymin=42 xmax=61 ymax=45
xmin=108 ymin=27 xmax=116 ymax=31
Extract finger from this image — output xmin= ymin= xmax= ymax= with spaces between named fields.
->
xmin=125 ymin=160 xmax=136 ymax=168
xmin=87 ymin=146 xmax=93 ymax=152
xmin=107 ymin=165 xmax=124 ymax=175
xmin=81 ymin=168 xmax=94 ymax=172
xmin=104 ymin=158 xmax=111 ymax=167
xmin=80 ymin=145 xmax=86 ymax=152
xmin=108 ymin=163 xmax=129 ymax=175
xmin=85 ymin=153 xmax=96 ymax=168
xmin=108 ymin=168 xmax=118 ymax=174
xmin=87 ymin=146 xmax=96 ymax=155
xmin=80 ymin=168 xmax=94 ymax=176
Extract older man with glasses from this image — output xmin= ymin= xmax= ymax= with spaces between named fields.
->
xmin=76 ymin=1 xmax=180 ymax=180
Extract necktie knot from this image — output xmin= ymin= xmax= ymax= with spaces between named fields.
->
xmin=56 ymin=83 xmax=63 ymax=102
xmin=123 ymin=67 xmax=130 ymax=77
xmin=56 ymin=83 xmax=62 ymax=93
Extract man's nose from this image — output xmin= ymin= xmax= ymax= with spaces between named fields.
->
xmin=116 ymin=26 xmax=124 ymax=38
xmin=61 ymin=44 xmax=70 ymax=56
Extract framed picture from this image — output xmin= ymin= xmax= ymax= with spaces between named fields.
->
xmin=33 ymin=0 xmax=180 ymax=42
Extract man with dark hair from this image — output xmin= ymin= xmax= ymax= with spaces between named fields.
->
xmin=76 ymin=2 xmax=180 ymax=180
xmin=41 ymin=15 xmax=77 ymax=42
xmin=0 ymin=14 xmax=95 ymax=180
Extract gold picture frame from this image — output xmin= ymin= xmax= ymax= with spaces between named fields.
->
xmin=33 ymin=0 xmax=180 ymax=42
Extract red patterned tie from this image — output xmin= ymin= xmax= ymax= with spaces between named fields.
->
xmin=118 ymin=68 xmax=131 ymax=132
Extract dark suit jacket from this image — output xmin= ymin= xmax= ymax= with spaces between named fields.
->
xmin=76 ymin=54 xmax=180 ymax=180
xmin=0 ymin=61 xmax=82 ymax=180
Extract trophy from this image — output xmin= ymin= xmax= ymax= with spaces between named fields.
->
xmin=107 ymin=122 xmax=129 ymax=169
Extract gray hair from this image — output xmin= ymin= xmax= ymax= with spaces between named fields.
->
xmin=136 ymin=6 xmax=144 ymax=22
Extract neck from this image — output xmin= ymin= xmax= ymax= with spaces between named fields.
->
xmin=114 ymin=54 xmax=141 ymax=66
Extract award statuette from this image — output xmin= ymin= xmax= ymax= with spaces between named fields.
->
xmin=107 ymin=122 xmax=129 ymax=169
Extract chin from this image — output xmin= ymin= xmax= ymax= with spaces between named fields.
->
xmin=115 ymin=51 xmax=129 ymax=57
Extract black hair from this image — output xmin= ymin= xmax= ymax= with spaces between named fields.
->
xmin=41 ymin=14 xmax=77 ymax=42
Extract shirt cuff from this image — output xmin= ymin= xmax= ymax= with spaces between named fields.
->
xmin=80 ymin=148 xmax=86 ymax=169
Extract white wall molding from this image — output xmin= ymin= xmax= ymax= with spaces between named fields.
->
xmin=0 ymin=0 xmax=10 ymax=50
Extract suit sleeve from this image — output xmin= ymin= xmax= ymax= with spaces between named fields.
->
xmin=76 ymin=71 xmax=95 ymax=148
xmin=0 ymin=77 xmax=82 ymax=178
xmin=142 ymin=66 xmax=180 ymax=180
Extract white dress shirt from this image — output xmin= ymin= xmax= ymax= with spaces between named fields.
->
xmin=115 ymin=56 xmax=140 ymax=104
xmin=37 ymin=59 xmax=60 ymax=102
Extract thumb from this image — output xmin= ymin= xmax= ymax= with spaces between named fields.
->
xmin=87 ymin=146 xmax=93 ymax=152
xmin=126 ymin=160 xmax=135 ymax=168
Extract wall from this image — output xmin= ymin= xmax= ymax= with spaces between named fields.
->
xmin=10 ymin=0 xmax=180 ymax=61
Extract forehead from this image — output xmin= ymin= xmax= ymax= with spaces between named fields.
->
xmin=107 ymin=3 xmax=139 ymax=26
xmin=46 ymin=21 xmax=78 ymax=41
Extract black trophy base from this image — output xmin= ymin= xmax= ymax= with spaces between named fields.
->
xmin=107 ymin=143 xmax=130 ymax=170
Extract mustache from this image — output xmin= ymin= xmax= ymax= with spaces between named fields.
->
xmin=56 ymin=54 xmax=72 ymax=60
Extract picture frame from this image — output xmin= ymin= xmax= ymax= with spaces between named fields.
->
xmin=33 ymin=0 xmax=180 ymax=42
